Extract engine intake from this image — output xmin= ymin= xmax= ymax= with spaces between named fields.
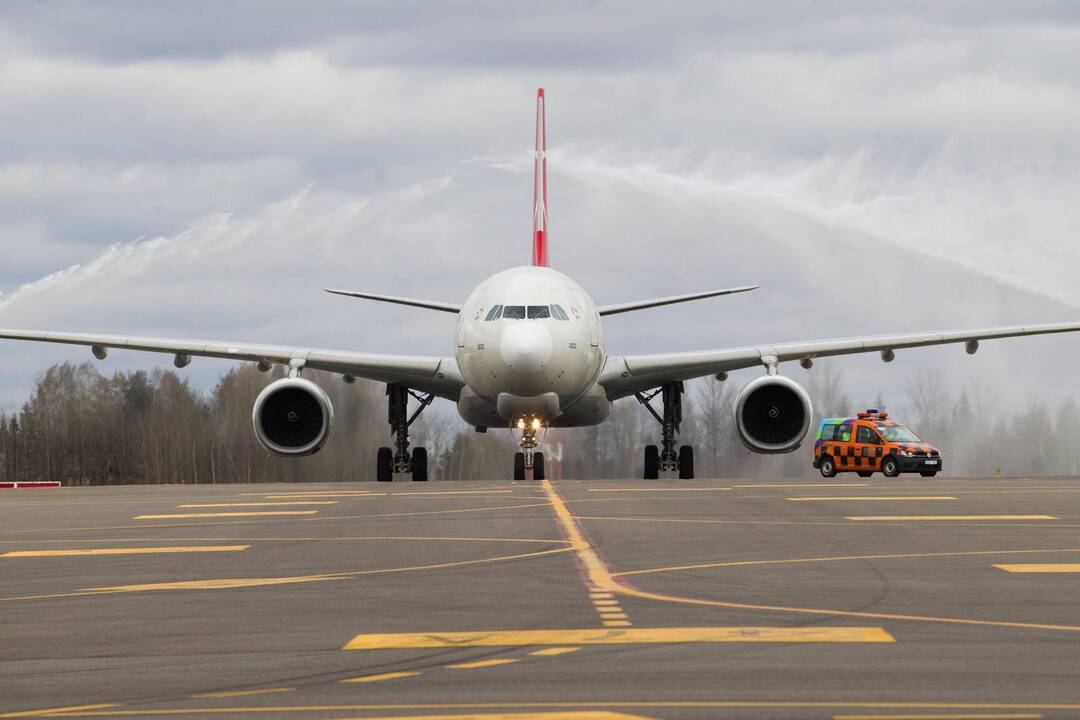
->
xmin=252 ymin=378 xmax=334 ymax=456
xmin=734 ymin=375 xmax=813 ymax=454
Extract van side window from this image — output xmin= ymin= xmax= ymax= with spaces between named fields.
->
xmin=820 ymin=425 xmax=836 ymax=441
xmin=484 ymin=305 xmax=503 ymax=321
xmin=856 ymin=426 xmax=880 ymax=444
xmin=836 ymin=425 xmax=852 ymax=442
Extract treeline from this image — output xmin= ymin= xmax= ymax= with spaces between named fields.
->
xmin=1 ymin=361 xmax=1077 ymax=484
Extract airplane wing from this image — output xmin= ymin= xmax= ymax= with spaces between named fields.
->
xmin=599 ymin=321 xmax=1080 ymax=400
xmin=597 ymin=285 xmax=759 ymax=316
xmin=0 ymin=329 xmax=465 ymax=400
xmin=323 ymin=288 xmax=462 ymax=313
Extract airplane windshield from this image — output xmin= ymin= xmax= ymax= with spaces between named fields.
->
xmin=551 ymin=304 xmax=569 ymax=321
xmin=484 ymin=305 xmax=502 ymax=321
xmin=502 ymin=305 xmax=526 ymax=319
xmin=527 ymin=305 xmax=551 ymax=319
xmin=878 ymin=425 xmax=921 ymax=442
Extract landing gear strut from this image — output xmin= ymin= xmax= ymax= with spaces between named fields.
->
xmin=376 ymin=383 xmax=434 ymax=482
xmin=513 ymin=420 xmax=545 ymax=481
xmin=635 ymin=382 xmax=694 ymax=480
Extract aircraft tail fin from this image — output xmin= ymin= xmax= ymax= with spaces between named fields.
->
xmin=532 ymin=87 xmax=549 ymax=267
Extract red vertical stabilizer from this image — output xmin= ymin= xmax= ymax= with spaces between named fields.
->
xmin=532 ymin=88 xmax=549 ymax=267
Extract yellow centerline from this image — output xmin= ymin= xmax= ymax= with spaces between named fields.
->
xmin=340 ymin=671 xmax=421 ymax=683
xmin=134 ymin=511 xmax=319 ymax=519
xmin=539 ymin=480 xmax=1080 ymax=634
xmin=995 ymin=564 xmax=1080 ymax=573
xmin=847 ymin=516 xmax=1058 ymax=521
xmin=192 ymin=688 xmax=293 ymax=698
xmin=447 ymin=658 xmax=520 ymax=669
xmin=788 ymin=497 xmax=956 ymax=502
xmin=1 ymin=546 xmax=248 ymax=558
xmin=175 ymin=502 xmax=337 ymax=508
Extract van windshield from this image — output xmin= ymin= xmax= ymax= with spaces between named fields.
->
xmin=878 ymin=425 xmax=921 ymax=442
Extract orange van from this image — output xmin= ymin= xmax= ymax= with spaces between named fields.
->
xmin=812 ymin=410 xmax=942 ymax=478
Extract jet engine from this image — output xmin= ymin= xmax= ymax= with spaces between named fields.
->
xmin=252 ymin=378 xmax=334 ymax=456
xmin=734 ymin=374 xmax=813 ymax=454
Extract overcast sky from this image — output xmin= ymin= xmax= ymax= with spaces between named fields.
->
xmin=1 ymin=1 xmax=1079 ymax=419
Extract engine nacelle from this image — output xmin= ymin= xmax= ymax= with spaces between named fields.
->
xmin=734 ymin=374 xmax=813 ymax=454
xmin=252 ymin=378 xmax=334 ymax=456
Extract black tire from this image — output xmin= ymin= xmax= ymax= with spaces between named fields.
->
xmin=376 ymin=447 xmax=393 ymax=482
xmin=411 ymin=447 xmax=428 ymax=482
xmin=920 ymin=471 xmax=938 ymax=477
xmin=819 ymin=456 xmax=837 ymax=478
xmin=533 ymin=452 xmax=546 ymax=481
xmin=882 ymin=455 xmax=900 ymax=478
xmin=644 ymin=445 xmax=659 ymax=480
xmin=857 ymin=471 xmax=873 ymax=478
xmin=678 ymin=445 xmax=695 ymax=480
xmin=513 ymin=452 xmax=526 ymax=481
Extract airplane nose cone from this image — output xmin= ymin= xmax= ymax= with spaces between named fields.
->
xmin=500 ymin=322 xmax=553 ymax=374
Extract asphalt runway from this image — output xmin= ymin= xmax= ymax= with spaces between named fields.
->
xmin=3 ymin=476 xmax=1080 ymax=720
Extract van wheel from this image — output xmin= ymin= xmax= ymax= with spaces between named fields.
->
xmin=882 ymin=456 xmax=900 ymax=477
xmin=819 ymin=456 xmax=837 ymax=478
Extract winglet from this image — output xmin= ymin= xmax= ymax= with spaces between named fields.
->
xmin=532 ymin=87 xmax=549 ymax=267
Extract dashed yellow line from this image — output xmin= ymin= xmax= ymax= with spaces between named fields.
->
xmin=529 ymin=646 xmax=581 ymax=656
xmin=447 ymin=658 xmax=520 ymax=669
xmin=134 ymin=511 xmax=319 ymax=519
xmin=847 ymin=516 xmax=1057 ymax=521
xmin=176 ymin=502 xmax=337 ymax=508
xmin=1 ymin=546 xmax=248 ymax=558
xmin=995 ymin=564 xmax=1080 ymax=573
xmin=0 ymin=704 xmax=119 ymax=718
xmin=340 ymin=671 xmax=421 ymax=683
xmin=192 ymin=688 xmax=294 ymax=698
xmin=788 ymin=497 xmax=956 ymax=502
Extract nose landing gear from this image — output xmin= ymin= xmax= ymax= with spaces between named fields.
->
xmin=512 ymin=419 xmax=546 ymax=481
xmin=376 ymin=383 xmax=434 ymax=482
xmin=636 ymin=382 xmax=694 ymax=480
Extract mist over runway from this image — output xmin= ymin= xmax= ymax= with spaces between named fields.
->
xmin=4 ymin=476 xmax=1080 ymax=719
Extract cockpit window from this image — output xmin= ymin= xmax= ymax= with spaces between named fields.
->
xmin=527 ymin=305 xmax=551 ymax=319
xmin=502 ymin=305 xmax=526 ymax=319
xmin=551 ymin=304 xmax=569 ymax=321
xmin=484 ymin=305 xmax=502 ymax=321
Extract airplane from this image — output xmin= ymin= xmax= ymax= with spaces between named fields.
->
xmin=3 ymin=88 xmax=1080 ymax=482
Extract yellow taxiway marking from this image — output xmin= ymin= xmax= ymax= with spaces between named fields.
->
xmin=134 ymin=511 xmax=319 ymax=519
xmin=1 ymin=546 xmax=248 ymax=558
xmin=340 ymin=671 xmax=421 ymax=683
xmin=592 ymin=599 xmax=620 ymax=606
xmin=835 ymin=716 xmax=1042 ymax=719
xmin=2 ymin=546 xmax=574 ymax=602
xmin=192 ymin=688 xmax=294 ymax=698
xmin=392 ymin=490 xmax=515 ymax=496
xmin=586 ymin=487 xmax=731 ymax=492
xmin=0 ymin=705 xmax=119 ymax=718
xmin=176 ymin=502 xmax=337 ymax=508
xmin=539 ymin=480 xmax=1080 ymax=634
xmin=733 ymin=483 xmax=868 ymax=488
xmin=995 ymin=564 xmax=1080 ymax=573
xmin=789 ymin=496 xmax=956 ymax=502
xmin=847 ymin=515 xmax=1058 ymax=521
xmin=262 ymin=493 xmax=383 ymax=499
xmin=330 ymin=715 xmax=652 ymax=720
xmin=614 ymin=548 xmax=1080 ymax=577
xmin=447 ymin=658 xmax=521 ymax=669
xmin=19 ymin=702 xmax=1080 ymax=717
xmin=529 ymin=646 xmax=581 ymax=656
xmin=344 ymin=626 xmax=894 ymax=649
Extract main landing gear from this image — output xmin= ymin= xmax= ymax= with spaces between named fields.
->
xmin=512 ymin=418 xmax=545 ymax=481
xmin=376 ymin=383 xmax=434 ymax=482
xmin=635 ymin=382 xmax=694 ymax=480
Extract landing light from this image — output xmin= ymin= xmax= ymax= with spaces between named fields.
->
xmin=531 ymin=418 xmax=542 ymax=431
xmin=517 ymin=419 xmax=525 ymax=429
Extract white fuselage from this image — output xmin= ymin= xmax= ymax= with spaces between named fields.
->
xmin=454 ymin=266 xmax=612 ymax=429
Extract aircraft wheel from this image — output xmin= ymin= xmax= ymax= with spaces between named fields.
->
xmin=376 ymin=447 xmax=393 ymax=482
xmin=882 ymin=456 xmax=900 ymax=478
xmin=411 ymin=447 xmax=428 ymax=481
xmin=533 ymin=452 xmax=546 ymax=481
xmin=819 ymin=456 xmax=837 ymax=478
xmin=513 ymin=452 xmax=526 ymax=481
xmin=643 ymin=445 xmax=659 ymax=480
xmin=920 ymin=471 xmax=938 ymax=477
xmin=678 ymin=445 xmax=695 ymax=480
